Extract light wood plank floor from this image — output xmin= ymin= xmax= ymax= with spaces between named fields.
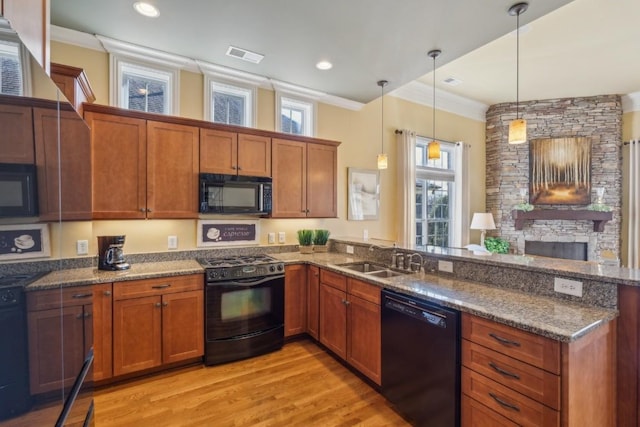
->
xmin=94 ymin=340 xmax=410 ymax=426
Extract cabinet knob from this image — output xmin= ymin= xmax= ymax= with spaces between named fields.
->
xmin=232 ymin=165 xmax=237 ymax=170
xmin=147 ymin=208 xmax=153 ymax=213
xmin=104 ymin=290 xmax=112 ymax=296
xmin=85 ymin=312 xmax=92 ymax=318
xmin=162 ymin=301 xmax=168 ymax=307
xmin=155 ymin=302 xmax=161 ymax=308
xmin=140 ymin=208 xmax=146 ymax=212
xmin=237 ymin=166 xmax=242 ymax=171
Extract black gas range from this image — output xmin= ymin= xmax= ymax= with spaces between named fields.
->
xmin=198 ymin=254 xmax=285 ymax=282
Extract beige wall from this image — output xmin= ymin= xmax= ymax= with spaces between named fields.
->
xmin=621 ymin=110 xmax=640 ymax=266
xmin=40 ymin=41 xmax=487 ymax=258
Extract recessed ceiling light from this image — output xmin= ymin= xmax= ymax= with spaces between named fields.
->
xmin=443 ymin=77 xmax=462 ymax=86
xmin=316 ymin=61 xmax=333 ymax=71
xmin=133 ymin=2 xmax=160 ymax=18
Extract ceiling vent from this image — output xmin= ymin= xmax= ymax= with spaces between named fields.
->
xmin=443 ymin=77 xmax=462 ymax=86
xmin=226 ymin=46 xmax=264 ymax=64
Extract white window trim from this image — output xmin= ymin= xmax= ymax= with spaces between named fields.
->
xmin=204 ymin=75 xmax=256 ymax=127
xmin=0 ymin=23 xmax=32 ymax=97
xmin=109 ymin=54 xmax=180 ymax=115
xmin=275 ymin=92 xmax=316 ymax=137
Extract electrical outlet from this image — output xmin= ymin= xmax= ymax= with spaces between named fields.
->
xmin=363 ymin=229 xmax=368 ymax=240
xmin=268 ymin=232 xmax=275 ymax=244
xmin=554 ymin=277 xmax=583 ymax=297
xmin=438 ymin=260 xmax=454 ymax=273
xmin=346 ymin=245 xmax=354 ymax=254
xmin=168 ymin=235 xmax=178 ymax=250
xmin=76 ymin=240 xmax=89 ymax=255
xmin=278 ymin=232 xmax=286 ymax=244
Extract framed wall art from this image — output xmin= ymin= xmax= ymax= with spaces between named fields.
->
xmin=529 ymin=137 xmax=591 ymax=205
xmin=0 ymin=223 xmax=50 ymax=260
xmin=197 ymin=220 xmax=260 ymax=247
xmin=348 ymin=168 xmax=380 ymax=220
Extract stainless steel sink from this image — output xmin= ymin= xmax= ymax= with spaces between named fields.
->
xmin=365 ymin=270 xmax=405 ymax=278
xmin=336 ymin=262 xmax=411 ymax=277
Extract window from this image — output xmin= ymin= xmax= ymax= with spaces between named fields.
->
xmin=0 ymin=38 xmax=27 ymax=96
xmin=206 ymin=79 xmax=254 ymax=127
xmin=415 ymin=138 xmax=457 ymax=249
xmin=113 ymin=58 xmax=177 ymax=115
xmin=277 ymin=95 xmax=314 ymax=136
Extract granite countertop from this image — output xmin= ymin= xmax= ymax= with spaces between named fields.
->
xmin=25 ymin=260 xmax=204 ymax=291
xmin=271 ymin=252 xmax=618 ymax=343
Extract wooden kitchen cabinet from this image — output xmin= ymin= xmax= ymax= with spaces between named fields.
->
xmin=85 ymin=106 xmax=200 ymax=219
xmin=284 ymin=264 xmax=307 ymax=337
xmin=318 ymin=269 xmax=381 ymax=384
xmin=307 ymin=265 xmax=320 ymax=340
xmin=0 ymin=103 xmax=34 ymax=163
xmin=271 ymin=138 xmax=337 ymax=218
xmin=34 ymin=107 xmax=92 ymax=220
xmin=92 ymin=283 xmax=113 ymax=382
xmin=112 ymin=274 xmax=203 ymax=377
xmin=200 ymin=129 xmax=271 ymax=177
xmin=461 ymin=312 xmax=615 ymax=427
xmin=26 ymin=286 xmax=94 ymax=395
xmin=50 ymin=62 xmax=96 ymax=115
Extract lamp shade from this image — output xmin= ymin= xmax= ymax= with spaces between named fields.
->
xmin=470 ymin=212 xmax=496 ymax=230
xmin=427 ymin=140 xmax=441 ymax=159
xmin=377 ymin=153 xmax=388 ymax=169
xmin=508 ymin=118 xmax=527 ymax=144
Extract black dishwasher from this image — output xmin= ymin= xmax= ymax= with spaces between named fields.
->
xmin=381 ymin=289 xmax=460 ymax=427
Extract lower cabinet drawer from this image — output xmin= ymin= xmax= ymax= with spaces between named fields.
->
xmin=462 ymin=339 xmax=560 ymax=410
xmin=462 ymin=367 xmax=559 ymax=427
xmin=462 ymin=394 xmax=519 ymax=427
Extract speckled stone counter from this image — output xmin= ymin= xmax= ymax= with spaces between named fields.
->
xmin=270 ymin=252 xmax=618 ymax=343
xmin=24 ymin=260 xmax=204 ymax=291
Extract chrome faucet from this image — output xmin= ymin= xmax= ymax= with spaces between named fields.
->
xmin=408 ymin=253 xmax=423 ymax=272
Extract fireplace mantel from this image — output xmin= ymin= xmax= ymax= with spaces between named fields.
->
xmin=511 ymin=209 xmax=613 ymax=232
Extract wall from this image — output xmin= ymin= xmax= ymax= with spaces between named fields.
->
xmin=486 ymin=95 xmax=622 ymax=263
xmin=41 ymin=40 xmax=486 ymax=259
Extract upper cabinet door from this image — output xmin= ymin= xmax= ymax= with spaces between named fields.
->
xmin=306 ymin=143 xmax=337 ymax=218
xmin=200 ymin=129 xmax=237 ymax=175
xmin=86 ymin=111 xmax=147 ymax=219
xmin=0 ymin=104 xmax=34 ymax=164
xmin=146 ymin=120 xmax=199 ymax=219
xmin=272 ymin=138 xmax=307 ymax=218
xmin=237 ymin=134 xmax=271 ymax=177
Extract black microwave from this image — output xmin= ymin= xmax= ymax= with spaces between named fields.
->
xmin=199 ymin=174 xmax=272 ymax=215
xmin=0 ymin=163 xmax=38 ymax=217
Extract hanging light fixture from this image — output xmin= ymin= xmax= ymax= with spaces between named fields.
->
xmin=508 ymin=2 xmax=528 ymax=144
xmin=427 ymin=49 xmax=442 ymax=159
xmin=377 ymin=80 xmax=388 ymax=169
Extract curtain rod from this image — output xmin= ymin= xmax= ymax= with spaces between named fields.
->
xmin=624 ymin=140 xmax=638 ymax=145
xmin=394 ymin=129 xmax=457 ymax=145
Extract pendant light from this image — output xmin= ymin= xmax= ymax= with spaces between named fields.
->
xmin=508 ymin=2 xmax=528 ymax=144
xmin=427 ymin=49 xmax=441 ymax=160
xmin=377 ymin=80 xmax=388 ymax=169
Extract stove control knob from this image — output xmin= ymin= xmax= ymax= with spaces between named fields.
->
xmin=209 ymin=270 xmax=218 ymax=279
xmin=1 ymin=290 xmax=15 ymax=303
xmin=277 ymin=264 xmax=284 ymax=271
xmin=221 ymin=270 xmax=228 ymax=278
xmin=269 ymin=265 xmax=276 ymax=272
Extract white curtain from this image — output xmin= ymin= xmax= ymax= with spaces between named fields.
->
xmin=453 ymin=142 xmax=470 ymax=247
xmin=628 ymin=140 xmax=640 ymax=269
xmin=396 ymin=130 xmax=416 ymax=248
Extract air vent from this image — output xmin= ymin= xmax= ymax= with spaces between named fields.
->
xmin=443 ymin=77 xmax=462 ymax=86
xmin=226 ymin=46 xmax=264 ymax=64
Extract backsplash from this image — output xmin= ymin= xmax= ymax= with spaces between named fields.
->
xmin=485 ymin=95 xmax=622 ymax=263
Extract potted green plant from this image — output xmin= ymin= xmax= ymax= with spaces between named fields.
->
xmin=297 ymin=229 xmax=314 ymax=254
xmin=312 ymin=229 xmax=330 ymax=252
xmin=484 ymin=237 xmax=510 ymax=254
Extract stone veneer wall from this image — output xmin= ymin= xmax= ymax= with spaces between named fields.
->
xmin=485 ymin=95 xmax=622 ymax=263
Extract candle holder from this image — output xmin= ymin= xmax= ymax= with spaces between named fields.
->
xmin=514 ymin=188 xmax=534 ymax=212
xmin=588 ymin=187 xmax=611 ymax=212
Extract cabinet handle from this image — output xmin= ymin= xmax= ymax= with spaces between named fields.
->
xmin=342 ymin=299 xmax=350 ymax=305
xmin=489 ymin=362 xmax=521 ymax=380
xmin=140 ymin=208 xmax=146 ymax=212
xmin=489 ymin=333 xmax=521 ymax=347
xmin=489 ymin=393 xmax=520 ymax=412
xmin=155 ymin=302 xmax=161 ymax=308
xmin=232 ymin=165 xmax=237 ymax=170
xmin=72 ymin=293 xmax=92 ymax=299
xmin=162 ymin=301 xmax=168 ymax=307
xmin=152 ymin=284 xmax=171 ymax=289
xmin=237 ymin=166 xmax=242 ymax=171
xmin=84 ymin=312 xmax=92 ymax=318
xmin=147 ymin=208 xmax=153 ymax=213
xmin=104 ymin=290 xmax=112 ymax=296
xmin=76 ymin=313 xmax=84 ymax=319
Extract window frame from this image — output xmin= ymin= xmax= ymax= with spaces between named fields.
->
xmin=276 ymin=93 xmax=316 ymax=137
xmin=0 ymin=29 xmax=32 ymax=97
xmin=110 ymin=55 xmax=179 ymax=115
xmin=204 ymin=76 xmax=256 ymax=127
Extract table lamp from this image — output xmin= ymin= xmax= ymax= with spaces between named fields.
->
xmin=470 ymin=212 xmax=496 ymax=248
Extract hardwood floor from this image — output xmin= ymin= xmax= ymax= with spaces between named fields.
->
xmin=94 ymin=340 xmax=410 ymax=426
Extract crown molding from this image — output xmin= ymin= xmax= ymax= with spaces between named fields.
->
xmin=622 ymin=91 xmax=640 ymax=113
xmin=196 ymin=60 xmax=269 ymax=88
xmin=50 ymin=25 xmax=104 ymax=51
xmin=390 ymin=80 xmax=488 ymax=122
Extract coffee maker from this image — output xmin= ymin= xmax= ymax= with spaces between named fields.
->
xmin=97 ymin=235 xmax=130 ymax=271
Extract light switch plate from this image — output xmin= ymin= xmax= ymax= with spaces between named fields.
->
xmin=76 ymin=240 xmax=89 ymax=255
xmin=554 ymin=277 xmax=583 ymax=297
xmin=346 ymin=245 xmax=354 ymax=254
xmin=438 ymin=260 xmax=454 ymax=273
xmin=278 ymin=232 xmax=286 ymax=244
xmin=268 ymin=232 xmax=275 ymax=244
xmin=168 ymin=235 xmax=178 ymax=250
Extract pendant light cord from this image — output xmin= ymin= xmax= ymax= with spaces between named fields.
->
xmin=516 ymin=9 xmax=520 ymax=120
xmin=381 ymin=83 xmax=384 ymax=153
xmin=432 ymin=54 xmax=436 ymax=139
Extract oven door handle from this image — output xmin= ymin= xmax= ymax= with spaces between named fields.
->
xmin=210 ymin=274 xmax=284 ymax=287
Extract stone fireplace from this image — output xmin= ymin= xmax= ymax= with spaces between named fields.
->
xmin=485 ymin=95 xmax=622 ymax=263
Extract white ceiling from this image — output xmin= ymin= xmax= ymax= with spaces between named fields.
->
xmin=49 ymin=0 xmax=639 ymax=109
